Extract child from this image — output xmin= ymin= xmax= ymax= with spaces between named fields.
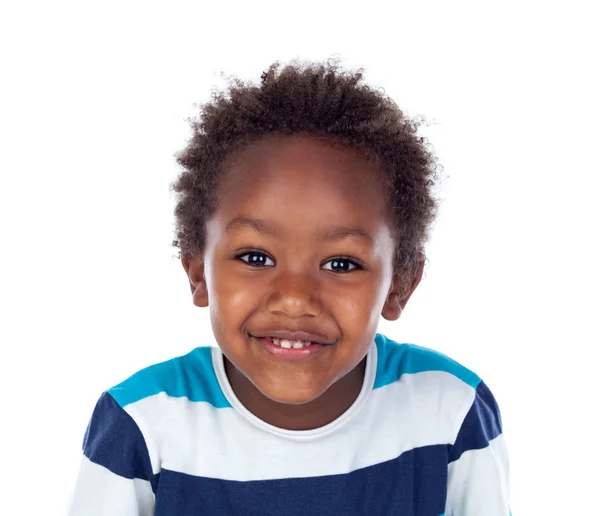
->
xmin=67 ymin=61 xmax=511 ymax=515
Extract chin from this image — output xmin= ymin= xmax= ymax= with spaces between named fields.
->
xmin=258 ymin=384 xmax=324 ymax=406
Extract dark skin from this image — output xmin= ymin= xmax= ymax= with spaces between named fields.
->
xmin=183 ymin=135 xmax=423 ymax=430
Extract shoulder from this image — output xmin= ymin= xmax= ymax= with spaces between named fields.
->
xmin=107 ymin=346 xmax=230 ymax=409
xmin=84 ymin=347 xmax=231 ymax=478
xmin=373 ymin=333 xmax=481 ymax=391
xmin=373 ymin=333 xmax=503 ymax=444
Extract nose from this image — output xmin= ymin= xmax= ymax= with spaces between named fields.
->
xmin=266 ymin=271 xmax=323 ymax=318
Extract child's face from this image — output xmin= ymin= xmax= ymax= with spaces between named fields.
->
xmin=184 ymin=135 xmax=421 ymax=407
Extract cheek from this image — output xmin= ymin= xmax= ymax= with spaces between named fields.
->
xmin=327 ymin=284 xmax=384 ymax=329
xmin=208 ymin=266 xmax=255 ymax=326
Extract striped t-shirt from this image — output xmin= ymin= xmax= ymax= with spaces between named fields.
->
xmin=67 ymin=333 xmax=511 ymax=515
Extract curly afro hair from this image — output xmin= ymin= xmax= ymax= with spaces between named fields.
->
xmin=172 ymin=60 xmax=439 ymax=277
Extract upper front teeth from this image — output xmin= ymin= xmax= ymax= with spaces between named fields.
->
xmin=271 ymin=338 xmax=312 ymax=349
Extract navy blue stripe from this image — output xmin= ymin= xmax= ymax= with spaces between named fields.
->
xmin=83 ymin=391 xmax=158 ymax=492
xmin=448 ymin=380 xmax=503 ymax=463
xmin=154 ymin=445 xmax=448 ymax=516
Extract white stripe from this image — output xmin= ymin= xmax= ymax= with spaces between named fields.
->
xmin=446 ymin=434 xmax=511 ymax=515
xmin=125 ymin=370 xmax=474 ymax=481
xmin=66 ymin=455 xmax=154 ymax=516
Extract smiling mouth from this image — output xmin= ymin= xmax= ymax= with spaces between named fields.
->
xmin=250 ymin=334 xmax=333 ymax=360
xmin=250 ymin=330 xmax=335 ymax=346
xmin=262 ymin=337 xmax=314 ymax=349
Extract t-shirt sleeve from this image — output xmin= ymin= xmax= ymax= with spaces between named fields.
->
xmin=66 ymin=391 xmax=156 ymax=516
xmin=445 ymin=380 xmax=512 ymax=516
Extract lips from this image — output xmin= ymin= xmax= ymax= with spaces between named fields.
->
xmin=250 ymin=330 xmax=335 ymax=346
xmin=252 ymin=335 xmax=329 ymax=361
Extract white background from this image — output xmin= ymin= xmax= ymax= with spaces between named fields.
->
xmin=1 ymin=0 xmax=598 ymax=514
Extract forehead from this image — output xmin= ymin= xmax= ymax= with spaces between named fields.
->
xmin=214 ymin=135 xmax=391 ymax=237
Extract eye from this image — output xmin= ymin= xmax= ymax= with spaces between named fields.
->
xmin=322 ymin=257 xmax=361 ymax=273
xmin=236 ymin=250 xmax=275 ymax=268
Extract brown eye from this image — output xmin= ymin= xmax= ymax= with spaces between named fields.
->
xmin=322 ymin=258 xmax=360 ymax=273
xmin=237 ymin=251 xmax=274 ymax=267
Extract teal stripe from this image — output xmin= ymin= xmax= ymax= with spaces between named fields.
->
xmin=108 ymin=347 xmax=231 ymax=408
xmin=373 ymin=333 xmax=481 ymax=389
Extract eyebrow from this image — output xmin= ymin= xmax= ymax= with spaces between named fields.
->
xmin=225 ymin=216 xmax=374 ymax=244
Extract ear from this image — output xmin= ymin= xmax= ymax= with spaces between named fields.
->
xmin=181 ymin=256 xmax=209 ymax=308
xmin=381 ymin=253 xmax=425 ymax=321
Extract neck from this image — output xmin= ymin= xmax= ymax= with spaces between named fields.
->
xmin=224 ymin=358 xmax=367 ymax=431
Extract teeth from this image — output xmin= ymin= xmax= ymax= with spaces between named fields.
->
xmin=271 ymin=338 xmax=312 ymax=349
